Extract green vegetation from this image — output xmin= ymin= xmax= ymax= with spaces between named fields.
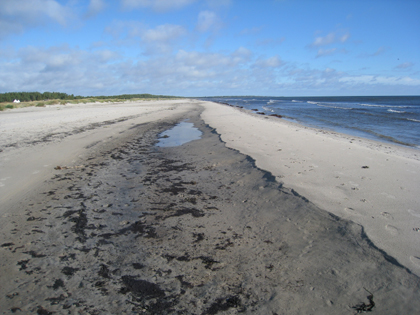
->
xmin=0 ymin=92 xmax=79 ymax=103
xmin=88 ymin=93 xmax=178 ymax=100
xmin=0 ymin=92 xmax=182 ymax=110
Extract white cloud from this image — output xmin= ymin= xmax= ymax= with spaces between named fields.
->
xmin=18 ymin=45 xmax=83 ymax=72
xmin=94 ymin=50 xmax=121 ymax=63
xmin=104 ymin=21 xmax=187 ymax=54
xmin=371 ymin=46 xmax=387 ymax=56
xmin=340 ymin=33 xmax=350 ymax=42
xmin=0 ymin=45 xmax=127 ymax=95
xmin=142 ymin=24 xmax=187 ymax=42
xmin=339 ymin=75 xmax=420 ymax=86
xmin=360 ymin=46 xmax=389 ymax=57
xmin=175 ymin=50 xmax=233 ymax=68
xmin=312 ymin=32 xmax=335 ymax=47
xmin=196 ymin=11 xmax=222 ymax=32
xmin=121 ymin=0 xmax=196 ymax=11
xmin=85 ymin=0 xmax=106 ymax=18
xmin=104 ymin=20 xmax=144 ymax=40
xmin=316 ymin=48 xmax=336 ymax=57
xmin=232 ymin=47 xmax=252 ymax=58
xmin=1 ymin=40 xmax=418 ymax=97
xmin=256 ymin=37 xmax=285 ymax=47
xmin=0 ymin=44 xmax=258 ymax=95
xmin=310 ymin=31 xmax=350 ymax=47
xmin=255 ymin=56 xmax=283 ymax=68
xmin=141 ymin=24 xmax=187 ymax=54
xmin=239 ymin=26 xmax=263 ymax=36
xmin=0 ymin=0 xmax=71 ymax=38
xmin=395 ymin=62 xmax=414 ymax=69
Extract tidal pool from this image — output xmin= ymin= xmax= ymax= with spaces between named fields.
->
xmin=156 ymin=121 xmax=202 ymax=147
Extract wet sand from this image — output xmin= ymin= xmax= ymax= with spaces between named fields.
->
xmin=0 ymin=100 xmax=419 ymax=314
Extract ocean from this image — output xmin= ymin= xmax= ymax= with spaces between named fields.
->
xmin=201 ymin=96 xmax=420 ymax=149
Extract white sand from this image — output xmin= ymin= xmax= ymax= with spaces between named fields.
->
xmin=200 ymin=101 xmax=420 ymax=276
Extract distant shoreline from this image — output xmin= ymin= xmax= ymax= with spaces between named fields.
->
xmin=200 ymin=95 xmax=420 ymax=149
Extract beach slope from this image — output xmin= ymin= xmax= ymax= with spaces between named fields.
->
xmin=0 ymin=100 xmax=419 ymax=314
xmin=201 ymin=100 xmax=420 ymax=277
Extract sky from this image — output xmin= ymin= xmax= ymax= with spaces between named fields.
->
xmin=0 ymin=0 xmax=419 ymax=97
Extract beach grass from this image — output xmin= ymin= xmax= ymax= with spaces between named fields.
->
xmin=0 ymin=97 xmax=182 ymax=111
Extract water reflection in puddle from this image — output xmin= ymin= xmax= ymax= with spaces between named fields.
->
xmin=156 ymin=121 xmax=202 ymax=147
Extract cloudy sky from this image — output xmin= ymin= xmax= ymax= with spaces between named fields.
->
xmin=0 ymin=0 xmax=419 ymax=97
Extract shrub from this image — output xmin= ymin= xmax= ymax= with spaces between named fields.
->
xmin=5 ymin=104 xmax=14 ymax=109
xmin=36 ymin=102 xmax=45 ymax=107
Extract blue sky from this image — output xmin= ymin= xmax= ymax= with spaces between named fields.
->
xmin=0 ymin=0 xmax=419 ymax=97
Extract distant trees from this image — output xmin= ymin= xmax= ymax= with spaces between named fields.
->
xmin=88 ymin=94 xmax=178 ymax=100
xmin=0 ymin=92 xmax=80 ymax=103
xmin=0 ymin=92 xmax=179 ymax=103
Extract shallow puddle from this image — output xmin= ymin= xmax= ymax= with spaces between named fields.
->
xmin=156 ymin=121 xmax=202 ymax=147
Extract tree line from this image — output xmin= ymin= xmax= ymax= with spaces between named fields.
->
xmin=88 ymin=94 xmax=179 ymax=100
xmin=0 ymin=92 xmax=179 ymax=103
xmin=0 ymin=92 xmax=80 ymax=103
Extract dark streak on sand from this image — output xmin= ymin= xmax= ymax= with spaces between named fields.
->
xmin=1 ymin=108 xmax=420 ymax=314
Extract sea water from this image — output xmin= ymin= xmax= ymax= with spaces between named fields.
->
xmin=156 ymin=121 xmax=202 ymax=147
xmin=201 ymin=96 xmax=420 ymax=148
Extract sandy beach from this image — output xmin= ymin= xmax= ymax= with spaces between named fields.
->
xmin=1 ymin=99 xmax=419 ymax=314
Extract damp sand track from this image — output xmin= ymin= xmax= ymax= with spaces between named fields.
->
xmin=0 ymin=101 xmax=420 ymax=314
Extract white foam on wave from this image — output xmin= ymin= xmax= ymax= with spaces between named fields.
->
xmin=407 ymin=118 xmax=420 ymax=123
xmin=262 ymin=106 xmax=274 ymax=112
xmin=360 ymin=103 xmax=412 ymax=108
xmin=388 ymin=109 xmax=405 ymax=113
xmin=317 ymin=104 xmax=353 ymax=110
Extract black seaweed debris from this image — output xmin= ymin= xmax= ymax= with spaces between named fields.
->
xmin=193 ymin=232 xmax=205 ymax=242
xmin=51 ymin=279 xmax=65 ymax=290
xmin=120 ymin=276 xmax=165 ymax=298
xmin=132 ymin=263 xmax=145 ymax=269
xmin=36 ymin=306 xmax=53 ymax=315
xmin=98 ymin=264 xmax=111 ymax=278
xmin=198 ymin=256 xmax=219 ymax=269
xmin=118 ymin=220 xmax=158 ymax=238
xmin=61 ymin=266 xmax=79 ymax=277
xmin=1 ymin=242 xmax=15 ymax=247
xmin=45 ymin=294 xmax=67 ymax=305
xmin=202 ymin=296 xmax=243 ymax=315
xmin=24 ymin=251 xmax=46 ymax=258
xmin=351 ymin=288 xmax=375 ymax=313
xmin=10 ymin=307 xmax=22 ymax=313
